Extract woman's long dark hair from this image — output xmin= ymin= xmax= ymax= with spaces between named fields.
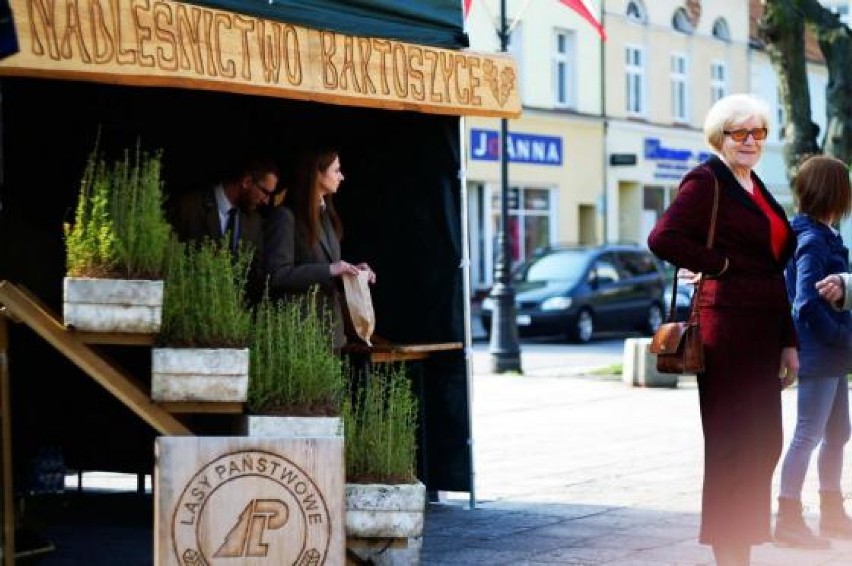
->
xmin=288 ymin=148 xmax=343 ymax=247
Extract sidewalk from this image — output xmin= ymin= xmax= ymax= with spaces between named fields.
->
xmin=421 ymin=351 xmax=852 ymax=565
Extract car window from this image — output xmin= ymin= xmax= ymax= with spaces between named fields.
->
xmin=591 ymin=255 xmax=620 ymax=285
xmin=518 ymin=250 xmax=589 ymax=283
xmin=619 ymin=251 xmax=659 ymax=276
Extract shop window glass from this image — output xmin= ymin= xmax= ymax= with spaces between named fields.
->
xmin=491 ymin=186 xmax=555 ymax=268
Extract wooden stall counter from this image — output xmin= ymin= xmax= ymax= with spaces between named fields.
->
xmin=341 ymin=335 xmax=462 ymax=363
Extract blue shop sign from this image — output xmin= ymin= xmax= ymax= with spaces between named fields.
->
xmin=470 ymin=129 xmax=563 ymax=166
xmin=644 ymin=137 xmax=712 ymax=180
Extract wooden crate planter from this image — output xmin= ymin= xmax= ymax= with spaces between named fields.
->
xmin=63 ymin=277 xmax=163 ymax=333
xmin=155 ymin=436 xmax=345 ymax=565
xmin=243 ymin=415 xmax=343 ymax=438
xmin=345 ymin=481 xmax=425 ymax=538
xmin=151 ymin=348 xmax=249 ymax=402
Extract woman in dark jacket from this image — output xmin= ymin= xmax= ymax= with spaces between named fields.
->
xmin=776 ymin=155 xmax=852 ymax=548
xmin=648 ymin=93 xmax=798 ymax=566
xmin=264 ymin=148 xmax=376 ymax=350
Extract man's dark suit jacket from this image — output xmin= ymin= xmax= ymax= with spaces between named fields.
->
xmin=264 ymin=206 xmax=345 ymax=349
xmin=168 ymin=187 xmax=265 ymax=303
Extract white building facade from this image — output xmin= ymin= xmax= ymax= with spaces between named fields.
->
xmin=464 ymin=0 xmax=605 ymax=292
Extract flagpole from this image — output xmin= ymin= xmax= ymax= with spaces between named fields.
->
xmin=489 ymin=0 xmax=522 ymax=374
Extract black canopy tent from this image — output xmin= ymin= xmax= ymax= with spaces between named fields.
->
xmin=0 ymin=0 xmax=493 ymax=495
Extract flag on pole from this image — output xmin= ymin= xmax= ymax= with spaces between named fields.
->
xmin=463 ymin=0 xmax=606 ymax=41
xmin=558 ymin=0 xmax=606 ymax=40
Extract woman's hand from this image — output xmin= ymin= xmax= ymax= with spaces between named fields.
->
xmin=677 ymin=268 xmax=702 ymax=285
xmin=356 ymin=262 xmax=377 ymax=284
xmin=779 ymin=347 xmax=799 ymax=390
xmin=816 ymin=274 xmax=844 ymax=304
xmin=330 ymin=261 xmax=360 ymax=277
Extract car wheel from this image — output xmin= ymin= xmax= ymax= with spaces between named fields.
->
xmin=644 ymin=303 xmax=663 ymax=335
xmin=570 ymin=309 xmax=594 ymax=343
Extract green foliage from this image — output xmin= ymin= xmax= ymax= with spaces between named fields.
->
xmin=65 ymin=151 xmax=118 ymax=278
xmin=248 ymin=291 xmax=345 ymax=416
xmin=65 ymin=144 xmax=171 ymax=279
xmin=160 ymin=238 xmax=252 ymax=348
xmin=343 ymin=363 xmax=419 ymax=484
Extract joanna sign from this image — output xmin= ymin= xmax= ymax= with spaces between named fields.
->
xmin=156 ymin=437 xmax=344 ymax=565
xmin=470 ymin=128 xmax=563 ymax=166
xmin=0 ymin=0 xmax=520 ymax=117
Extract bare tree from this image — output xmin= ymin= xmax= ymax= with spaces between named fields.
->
xmin=759 ymin=0 xmax=852 ymax=179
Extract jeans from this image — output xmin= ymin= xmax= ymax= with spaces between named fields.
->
xmin=779 ymin=377 xmax=851 ymax=499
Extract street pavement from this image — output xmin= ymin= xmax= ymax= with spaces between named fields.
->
xmin=420 ymin=340 xmax=852 ymax=565
xmin=26 ymin=335 xmax=852 ymax=565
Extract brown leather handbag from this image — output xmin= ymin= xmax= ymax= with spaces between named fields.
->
xmin=649 ymin=169 xmax=720 ymax=375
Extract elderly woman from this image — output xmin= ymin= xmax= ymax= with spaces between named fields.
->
xmin=648 ymin=94 xmax=798 ymax=566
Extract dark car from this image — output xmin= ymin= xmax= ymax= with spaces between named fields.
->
xmin=480 ymin=244 xmax=666 ymax=343
xmin=663 ymin=276 xmax=695 ymax=322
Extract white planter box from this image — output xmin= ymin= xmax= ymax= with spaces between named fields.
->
xmin=243 ymin=415 xmax=343 ymax=438
xmin=63 ymin=277 xmax=163 ymax=333
xmin=151 ymin=347 xmax=249 ymax=402
xmin=345 ymin=481 xmax=426 ymax=538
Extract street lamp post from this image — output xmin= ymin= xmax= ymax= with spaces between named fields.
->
xmin=488 ymin=0 xmax=522 ymax=373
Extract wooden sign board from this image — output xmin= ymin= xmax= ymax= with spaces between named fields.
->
xmin=155 ymin=436 xmax=344 ymax=565
xmin=0 ymin=0 xmax=521 ymax=118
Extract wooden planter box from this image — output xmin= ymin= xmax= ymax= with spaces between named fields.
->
xmin=345 ymin=481 xmax=425 ymax=565
xmin=242 ymin=415 xmax=343 ymax=438
xmin=63 ymin=277 xmax=163 ymax=333
xmin=345 ymin=481 xmax=425 ymax=538
xmin=151 ymin=347 xmax=249 ymax=402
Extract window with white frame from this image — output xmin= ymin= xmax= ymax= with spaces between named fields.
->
xmin=553 ymin=29 xmax=576 ymax=108
xmin=671 ymin=54 xmax=688 ymax=121
xmin=626 ymin=0 xmax=648 ymax=24
xmin=776 ymin=87 xmax=787 ymax=140
xmin=625 ymin=46 xmax=645 ymax=116
xmin=712 ymin=18 xmax=731 ymax=41
xmin=490 ymin=187 xmax=555 ymax=269
xmin=508 ymin=21 xmax=524 ymax=103
xmin=710 ymin=61 xmax=727 ymax=104
xmin=672 ymin=7 xmax=694 ymax=34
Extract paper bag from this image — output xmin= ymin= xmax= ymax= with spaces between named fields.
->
xmin=342 ymin=270 xmax=375 ymax=346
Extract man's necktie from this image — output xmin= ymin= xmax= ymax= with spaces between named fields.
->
xmin=225 ymin=207 xmax=239 ymax=254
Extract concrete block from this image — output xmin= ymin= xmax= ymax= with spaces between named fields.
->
xmin=622 ymin=337 xmax=679 ymax=388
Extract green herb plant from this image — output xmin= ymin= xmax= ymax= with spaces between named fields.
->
xmin=65 ymin=145 xmax=171 ymax=279
xmin=343 ymin=363 xmax=418 ymax=484
xmin=160 ymin=238 xmax=252 ymax=348
xmin=248 ymin=290 xmax=345 ymax=416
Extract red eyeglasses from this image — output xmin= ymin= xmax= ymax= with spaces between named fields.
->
xmin=723 ymin=128 xmax=768 ymax=142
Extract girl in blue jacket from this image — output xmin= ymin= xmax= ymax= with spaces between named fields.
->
xmin=778 ymin=155 xmax=852 ymax=548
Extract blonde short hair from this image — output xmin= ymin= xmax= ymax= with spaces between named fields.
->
xmin=704 ymin=94 xmax=771 ymax=151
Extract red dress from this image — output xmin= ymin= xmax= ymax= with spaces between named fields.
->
xmin=648 ymin=156 xmax=796 ymax=546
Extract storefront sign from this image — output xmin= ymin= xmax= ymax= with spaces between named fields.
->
xmin=470 ymin=129 xmax=563 ymax=166
xmin=0 ymin=0 xmax=521 ymax=117
xmin=644 ymin=137 xmax=712 ymax=180
xmin=609 ymin=153 xmax=636 ymax=166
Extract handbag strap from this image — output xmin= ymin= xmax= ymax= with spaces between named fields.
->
xmin=665 ymin=168 xmax=721 ymax=323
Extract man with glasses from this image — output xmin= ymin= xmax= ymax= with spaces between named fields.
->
xmin=169 ymin=156 xmax=280 ymax=304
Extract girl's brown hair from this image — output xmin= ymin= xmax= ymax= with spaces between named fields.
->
xmin=288 ymin=148 xmax=343 ymax=247
xmin=795 ymin=155 xmax=852 ymax=222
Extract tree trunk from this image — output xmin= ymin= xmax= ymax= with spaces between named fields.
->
xmin=759 ymin=0 xmax=820 ymax=184
xmin=760 ymin=0 xmax=852 ymax=176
